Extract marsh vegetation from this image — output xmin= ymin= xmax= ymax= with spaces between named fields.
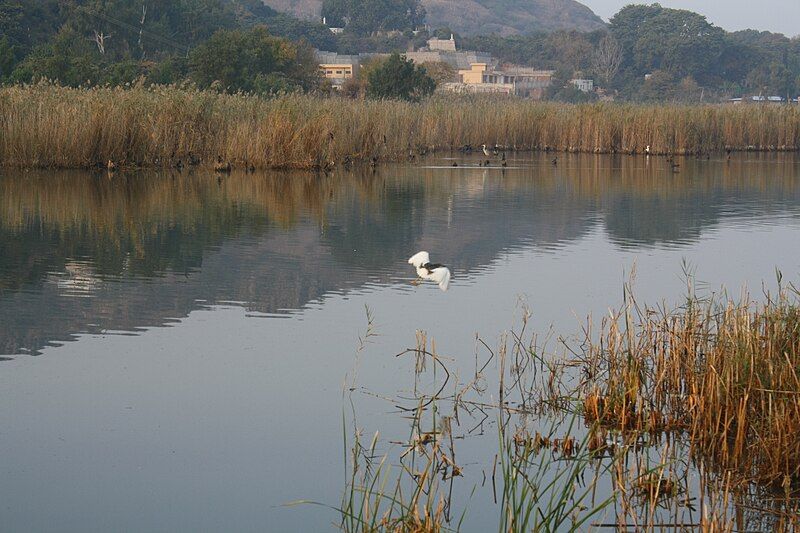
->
xmin=325 ymin=279 xmax=800 ymax=531
xmin=1 ymin=84 xmax=799 ymax=170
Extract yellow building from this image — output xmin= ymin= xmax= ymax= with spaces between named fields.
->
xmin=455 ymin=63 xmax=515 ymax=94
xmin=319 ymin=63 xmax=359 ymax=86
xmin=451 ymin=63 xmax=554 ymax=98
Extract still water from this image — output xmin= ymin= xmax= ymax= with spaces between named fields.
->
xmin=2 ymin=154 xmax=800 ymax=532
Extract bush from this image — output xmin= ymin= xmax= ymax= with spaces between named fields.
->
xmin=366 ymin=53 xmax=435 ymax=102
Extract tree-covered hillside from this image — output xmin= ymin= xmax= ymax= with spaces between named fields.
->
xmin=462 ymin=4 xmax=800 ymax=101
xmin=0 ymin=0 xmax=335 ymax=88
xmin=266 ymin=0 xmax=606 ymax=34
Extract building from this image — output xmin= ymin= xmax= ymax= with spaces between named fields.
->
xmin=728 ymin=96 xmax=789 ymax=104
xmin=404 ymin=36 xmax=493 ymax=70
xmin=444 ymin=63 xmax=554 ymax=98
xmin=504 ymin=67 xmax=555 ymax=99
xmin=427 ymin=35 xmax=457 ymax=52
xmin=454 ymin=63 xmax=515 ymax=94
xmin=321 ymin=17 xmax=344 ymax=34
xmin=316 ymin=51 xmax=360 ymax=88
xmin=313 ymin=47 xmax=554 ymax=98
xmin=571 ymin=79 xmax=594 ymax=93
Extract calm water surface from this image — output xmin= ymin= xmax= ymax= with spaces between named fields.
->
xmin=2 ymin=154 xmax=800 ymax=532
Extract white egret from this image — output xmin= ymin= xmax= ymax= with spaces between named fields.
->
xmin=408 ymin=251 xmax=451 ymax=291
xmin=482 ymin=144 xmax=491 ymax=157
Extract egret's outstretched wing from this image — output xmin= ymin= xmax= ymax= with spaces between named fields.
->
xmin=429 ymin=267 xmax=451 ymax=291
xmin=408 ymin=251 xmax=430 ymax=267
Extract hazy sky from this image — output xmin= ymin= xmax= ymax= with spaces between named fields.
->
xmin=581 ymin=1 xmax=800 ymax=37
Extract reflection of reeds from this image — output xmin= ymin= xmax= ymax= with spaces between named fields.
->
xmin=2 ymin=154 xmax=797 ymax=250
xmin=2 ymin=84 xmax=799 ymax=169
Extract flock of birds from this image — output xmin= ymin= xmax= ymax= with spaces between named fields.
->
xmin=411 ymin=144 xmax=714 ymax=292
xmin=106 ymin=153 xmax=238 ymax=175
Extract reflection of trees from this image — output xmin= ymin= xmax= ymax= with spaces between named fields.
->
xmin=0 ymin=153 xmax=798 ymax=355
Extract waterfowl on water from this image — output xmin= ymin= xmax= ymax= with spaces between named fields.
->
xmin=408 ymin=251 xmax=451 ymax=292
xmin=214 ymin=156 xmax=232 ymax=173
xmin=107 ymin=160 xmax=117 ymax=171
xmin=552 ymin=157 xmax=558 ymax=166
xmin=645 ymin=145 xmax=651 ymax=155
xmin=482 ymin=144 xmax=491 ymax=157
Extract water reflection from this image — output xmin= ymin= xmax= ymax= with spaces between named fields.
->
xmin=1 ymin=153 xmax=799 ymax=355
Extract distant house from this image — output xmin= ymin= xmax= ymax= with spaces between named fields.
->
xmin=571 ymin=79 xmax=594 ymax=93
xmin=316 ymin=51 xmax=360 ymax=88
xmin=314 ymin=43 xmax=553 ymax=98
xmin=427 ymin=35 xmax=457 ymax=52
xmin=404 ymin=36 xmax=493 ymax=70
xmin=443 ymin=63 xmax=554 ymax=98
xmin=321 ymin=17 xmax=344 ymax=35
xmin=503 ymin=66 xmax=555 ymax=99
xmin=729 ymin=95 xmax=788 ymax=104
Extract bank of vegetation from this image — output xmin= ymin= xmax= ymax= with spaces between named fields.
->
xmin=1 ymin=84 xmax=799 ymax=170
xmin=2 ymin=1 xmax=799 ymax=104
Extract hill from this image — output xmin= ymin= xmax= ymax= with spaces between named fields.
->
xmin=423 ymin=0 xmax=606 ymax=35
xmin=262 ymin=0 xmax=606 ymax=35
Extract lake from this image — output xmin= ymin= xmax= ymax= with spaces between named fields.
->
xmin=2 ymin=153 xmax=800 ymax=532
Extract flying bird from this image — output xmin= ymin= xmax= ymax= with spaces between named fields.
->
xmin=408 ymin=251 xmax=451 ymax=291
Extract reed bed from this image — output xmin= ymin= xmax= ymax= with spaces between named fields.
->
xmin=2 ymin=83 xmax=800 ymax=169
xmin=577 ymin=283 xmax=800 ymax=491
xmin=316 ymin=281 xmax=800 ymax=531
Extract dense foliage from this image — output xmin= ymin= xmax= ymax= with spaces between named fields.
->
xmin=321 ymin=0 xmax=425 ymax=35
xmin=0 ymin=0 xmax=332 ymax=89
xmin=0 ymin=1 xmax=798 ymax=102
xmin=189 ymin=27 xmax=318 ymax=93
xmin=366 ymin=53 xmax=435 ymax=101
xmin=461 ymin=4 xmax=800 ymax=101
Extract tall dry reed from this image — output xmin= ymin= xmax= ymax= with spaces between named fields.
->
xmin=2 ymin=83 xmax=799 ymax=169
xmin=580 ymin=283 xmax=800 ymax=490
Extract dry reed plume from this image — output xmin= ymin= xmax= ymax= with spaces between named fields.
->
xmin=2 ymin=83 xmax=800 ymax=170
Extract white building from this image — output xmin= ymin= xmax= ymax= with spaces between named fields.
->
xmin=571 ymin=79 xmax=594 ymax=93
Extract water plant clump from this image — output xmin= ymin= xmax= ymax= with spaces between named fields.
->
xmin=316 ymin=279 xmax=800 ymax=531
xmin=2 ymin=83 xmax=800 ymax=170
xmin=574 ymin=281 xmax=800 ymax=490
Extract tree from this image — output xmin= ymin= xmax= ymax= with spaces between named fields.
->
xmin=0 ymin=36 xmax=14 ymax=81
xmin=12 ymin=28 xmax=101 ymax=85
xmin=420 ymin=61 xmax=456 ymax=85
xmin=189 ymin=26 xmax=317 ymax=94
xmin=367 ymin=53 xmax=435 ymax=101
xmin=321 ymin=0 xmax=425 ymax=35
xmin=610 ymin=5 xmax=725 ymax=85
xmin=592 ymin=35 xmax=621 ymax=86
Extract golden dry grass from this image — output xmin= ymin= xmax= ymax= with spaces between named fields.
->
xmin=1 ymin=83 xmax=799 ymax=169
xmin=579 ymin=286 xmax=800 ymax=489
